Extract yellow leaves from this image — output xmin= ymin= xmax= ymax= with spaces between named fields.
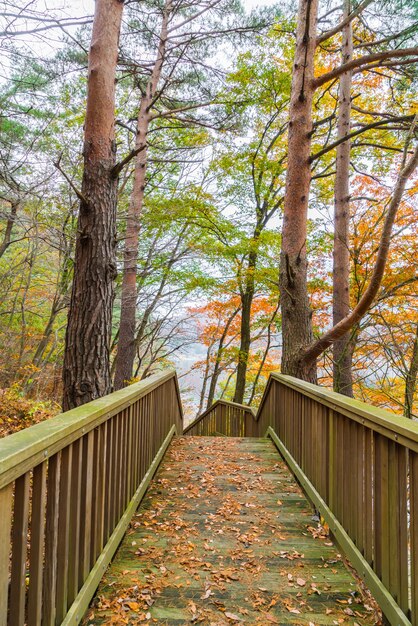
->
xmin=125 ymin=601 xmax=140 ymax=611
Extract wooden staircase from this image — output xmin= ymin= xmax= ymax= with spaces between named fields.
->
xmin=1 ymin=369 xmax=418 ymax=625
xmin=84 ymin=436 xmax=376 ymax=625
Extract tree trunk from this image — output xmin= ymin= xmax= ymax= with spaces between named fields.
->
xmin=333 ymin=0 xmax=354 ymax=397
xmin=233 ymin=242 xmax=259 ymax=404
xmin=62 ymin=0 xmax=123 ymax=410
xmin=113 ymin=0 xmax=171 ymax=390
xmin=207 ymin=307 xmax=239 ymax=408
xmin=233 ymin=291 xmax=253 ymax=403
xmin=0 ymin=201 xmax=18 ymax=258
xmin=279 ymin=0 xmax=319 ymax=382
xmin=404 ymin=323 xmax=418 ymax=419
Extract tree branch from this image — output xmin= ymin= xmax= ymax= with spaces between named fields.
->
xmin=111 ymin=144 xmax=147 ymax=178
xmin=310 ymin=114 xmax=415 ymax=162
xmin=316 ymin=0 xmax=373 ymax=45
xmin=53 ymin=157 xmax=86 ymax=203
xmin=313 ymin=46 xmax=418 ymax=89
xmin=301 ymin=136 xmax=418 ymax=365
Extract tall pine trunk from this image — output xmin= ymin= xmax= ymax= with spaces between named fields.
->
xmin=62 ymin=0 xmax=123 ymax=410
xmin=113 ymin=0 xmax=171 ymax=389
xmin=279 ymin=0 xmax=318 ymax=382
xmin=333 ymin=0 xmax=354 ymax=396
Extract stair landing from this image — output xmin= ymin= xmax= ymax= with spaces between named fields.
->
xmin=84 ymin=437 xmax=378 ymax=624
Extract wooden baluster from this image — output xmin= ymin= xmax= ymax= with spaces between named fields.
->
xmin=0 ymin=484 xmax=13 ymax=626
xmin=364 ymin=427 xmax=373 ymax=565
xmin=43 ymin=454 xmax=61 ymax=626
xmin=10 ymin=472 xmax=30 ymax=626
xmin=79 ymin=432 xmax=94 ymax=585
xmin=28 ymin=462 xmax=47 ymax=626
xmin=354 ymin=425 xmax=364 ymax=553
xmin=411 ymin=451 xmax=418 ymax=624
xmin=56 ymin=445 xmax=73 ymax=623
xmin=68 ymin=439 xmax=82 ymax=607
xmin=387 ymin=442 xmax=408 ymax=613
xmin=374 ymin=434 xmax=390 ymax=585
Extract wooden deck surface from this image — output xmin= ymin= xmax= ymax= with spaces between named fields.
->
xmin=84 ymin=437 xmax=378 ymax=625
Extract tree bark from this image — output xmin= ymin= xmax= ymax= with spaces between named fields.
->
xmin=279 ymin=0 xmax=319 ymax=382
xmin=113 ymin=0 xmax=171 ymax=390
xmin=233 ymin=241 xmax=259 ymax=404
xmin=62 ymin=0 xmax=123 ymax=410
xmin=404 ymin=323 xmax=418 ymax=419
xmin=333 ymin=0 xmax=354 ymax=396
xmin=0 ymin=201 xmax=18 ymax=258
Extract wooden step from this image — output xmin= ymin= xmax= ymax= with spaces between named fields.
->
xmin=83 ymin=436 xmax=377 ymax=625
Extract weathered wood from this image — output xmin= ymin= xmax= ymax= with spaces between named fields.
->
xmin=269 ymin=373 xmax=418 ymax=450
xmin=43 ymin=453 xmax=61 ymax=626
xmin=0 ymin=484 xmax=13 ymax=626
xmin=62 ymin=426 xmax=177 ymax=626
xmin=0 ymin=370 xmax=180 ymax=489
xmin=267 ymin=427 xmax=411 ymax=626
xmin=68 ymin=439 xmax=82 ymax=606
xmin=10 ymin=472 xmax=30 ymax=626
xmin=56 ymin=445 xmax=73 ymax=623
xmin=28 ymin=462 xmax=47 ymax=626
xmin=411 ymin=451 xmax=418 ymax=624
xmin=85 ymin=436 xmax=376 ymax=625
xmin=184 ymin=399 xmax=256 ymax=436
xmin=0 ymin=368 xmax=183 ymax=626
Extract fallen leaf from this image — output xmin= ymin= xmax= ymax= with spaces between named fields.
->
xmin=126 ymin=601 xmax=139 ymax=611
xmin=225 ymin=612 xmax=243 ymax=621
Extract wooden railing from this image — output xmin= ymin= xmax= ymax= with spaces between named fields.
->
xmin=0 ymin=370 xmax=183 ymax=626
xmin=184 ymin=399 xmax=257 ymax=436
xmin=257 ymin=373 xmax=418 ymax=626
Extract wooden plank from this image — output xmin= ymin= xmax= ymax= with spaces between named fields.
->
xmin=43 ymin=453 xmax=61 ymax=626
xmin=67 ymin=439 xmax=82 ymax=607
xmin=103 ymin=417 xmax=113 ymax=543
xmin=9 ymin=472 xmax=30 ymax=626
xmin=374 ymin=434 xmax=390 ymax=585
xmin=267 ymin=427 xmax=411 ymax=626
xmin=0 ymin=370 xmax=180 ymax=490
xmin=87 ymin=435 xmax=386 ymax=626
xmin=0 ymin=484 xmax=13 ymax=626
xmin=95 ymin=424 xmax=106 ymax=557
xmin=79 ymin=432 xmax=94 ymax=585
xmin=388 ymin=444 xmax=408 ymax=614
xmin=61 ymin=425 xmax=177 ymax=626
xmin=364 ymin=428 xmax=373 ymax=565
xmin=270 ymin=373 xmax=418 ymax=452
xmin=56 ymin=445 xmax=73 ymax=623
xmin=28 ymin=462 xmax=47 ymax=626
xmin=410 ymin=451 xmax=418 ymax=624
xmin=355 ymin=425 xmax=364 ymax=553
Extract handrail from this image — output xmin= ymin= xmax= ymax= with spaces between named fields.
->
xmin=0 ymin=370 xmax=182 ymax=489
xmin=184 ymin=399 xmax=257 ymax=436
xmin=256 ymin=372 xmax=418 ymax=626
xmin=0 ymin=369 xmax=183 ymax=626
xmin=268 ymin=372 xmax=418 ymax=450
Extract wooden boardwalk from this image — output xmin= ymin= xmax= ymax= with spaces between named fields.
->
xmin=84 ymin=437 xmax=378 ymax=625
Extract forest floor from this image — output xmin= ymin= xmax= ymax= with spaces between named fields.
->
xmin=0 ymin=386 xmax=58 ymax=437
xmin=84 ymin=437 xmax=381 ymax=625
